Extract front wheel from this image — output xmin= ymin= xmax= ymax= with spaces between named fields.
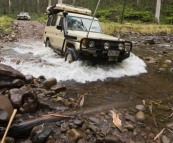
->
xmin=65 ymin=48 xmax=78 ymax=63
xmin=45 ymin=39 xmax=51 ymax=47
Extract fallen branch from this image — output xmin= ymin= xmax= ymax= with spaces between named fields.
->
xmin=149 ymin=102 xmax=158 ymax=127
xmin=154 ymin=128 xmax=165 ymax=141
xmin=41 ymin=113 xmax=75 ymax=118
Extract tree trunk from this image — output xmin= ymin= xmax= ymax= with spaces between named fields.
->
xmin=37 ymin=0 xmax=40 ymax=13
xmin=155 ymin=0 xmax=161 ymax=24
xmin=72 ymin=0 xmax=76 ymax=5
xmin=9 ymin=0 xmax=11 ymax=13
xmin=48 ymin=0 xmax=51 ymax=6
xmin=137 ymin=0 xmax=140 ymax=5
xmin=58 ymin=0 xmax=63 ymax=4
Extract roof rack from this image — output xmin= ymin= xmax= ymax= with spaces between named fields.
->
xmin=46 ymin=4 xmax=92 ymax=16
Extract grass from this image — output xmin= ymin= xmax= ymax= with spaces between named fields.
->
xmin=100 ymin=22 xmax=173 ymax=34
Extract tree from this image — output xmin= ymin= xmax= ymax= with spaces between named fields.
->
xmin=9 ymin=0 xmax=11 ymax=12
xmin=155 ymin=0 xmax=161 ymax=24
xmin=72 ymin=0 xmax=76 ymax=5
xmin=37 ymin=0 xmax=40 ymax=13
xmin=48 ymin=0 xmax=51 ymax=6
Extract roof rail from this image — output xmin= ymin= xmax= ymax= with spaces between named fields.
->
xmin=46 ymin=3 xmax=92 ymax=16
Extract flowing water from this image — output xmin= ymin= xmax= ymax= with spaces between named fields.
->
xmin=1 ymin=39 xmax=147 ymax=83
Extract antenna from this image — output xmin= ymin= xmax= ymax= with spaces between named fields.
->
xmin=86 ymin=0 xmax=101 ymax=38
xmin=118 ymin=0 xmax=126 ymax=40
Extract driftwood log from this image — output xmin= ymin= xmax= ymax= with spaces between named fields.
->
xmin=0 ymin=101 xmax=136 ymax=138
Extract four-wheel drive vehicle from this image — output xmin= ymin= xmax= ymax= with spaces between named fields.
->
xmin=44 ymin=4 xmax=132 ymax=63
xmin=17 ymin=12 xmax=31 ymax=20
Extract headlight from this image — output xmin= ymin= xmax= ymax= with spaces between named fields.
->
xmin=118 ymin=43 xmax=124 ymax=51
xmin=81 ymin=39 xmax=87 ymax=48
xmin=124 ymin=42 xmax=131 ymax=51
xmin=104 ymin=42 xmax=110 ymax=50
xmin=89 ymin=41 xmax=95 ymax=48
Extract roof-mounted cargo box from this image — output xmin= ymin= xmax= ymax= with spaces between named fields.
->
xmin=46 ymin=4 xmax=92 ymax=16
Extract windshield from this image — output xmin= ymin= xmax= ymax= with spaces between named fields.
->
xmin=67 ymin=16 xmax=103 ymax=33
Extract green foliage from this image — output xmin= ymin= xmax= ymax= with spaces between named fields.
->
xmin=30 ymin=13 xmax=47 ymax=22
xmin=0 ymin=15 xmax=13 ymax=33
xmin=124 ymin=8 xmax=153 ymax=22
xmin=165 ymin=15 xmax=173 ymax=24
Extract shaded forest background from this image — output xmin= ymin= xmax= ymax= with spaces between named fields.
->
xmin=0 ymin=0 xmax=173 ymax=24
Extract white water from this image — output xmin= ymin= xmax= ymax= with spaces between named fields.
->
xmin=2 ymin=40 xmax=147 ymax=83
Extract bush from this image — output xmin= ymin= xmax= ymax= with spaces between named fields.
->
xmin=0 ymin=15 xmax=13 ymax=33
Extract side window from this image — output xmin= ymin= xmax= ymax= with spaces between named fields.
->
xmin=59 ymin=17 xmax=63 ymax=26
xmin=47 ymin=16 xmax=52 ymax=26
xmin=51 ymin=15 xmax=57 ymax=26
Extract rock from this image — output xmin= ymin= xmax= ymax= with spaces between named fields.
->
xmin=67 ymin=129 xmax=86 ymax=143
xmin=31 ymin=127 xmax=52 ymax=143
xmin=46 ymin=135 xmax=56 ymax=143
xmin=29 ymin=126 xmax=44 ymax=139
xmin=77 ymin=138 xmax=86 ymax=143
xmin=124 ymin=124 xmax=135 ymax=131
xmin=19 ymin=90 xmax=38 ymax=113
xmin=50 ymin=83 xmax=66 ymax=93
xmin=104 ymin=135 xmax=121 ymax=143
xmin=95 ymin=138 xmax=104 ymax=143
xmin=4 ymin=136 xmax=15 ymax=143
xmin=11 ymin=79 xmax=25 ymax=87
xmin=0 ymin=95 xmax=14 ymax=123
xmin=161 ymin=135 xmax=171 ymax=143
xmin=20 ymin=85 xmax=31 ymax=94
xmin=25 ymin=74 xmax=34 ymax=83
xmin=135 ymin=105 xmax=146 ymax=111
xmin=0 ymin=63 xmax=26 ymax=88
xmin=135 ymin=111 xmax=146 ymax=122
xmin=42 ymin=78 xmax=57 ymax=89
xmin=8 ymin=88 xmax=23 ymax=109
xmin=88 ymin=116 xmax=100 ymax=125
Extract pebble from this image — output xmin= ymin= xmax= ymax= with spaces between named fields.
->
xmin=135 ymin=111 xmax=146 ymax=122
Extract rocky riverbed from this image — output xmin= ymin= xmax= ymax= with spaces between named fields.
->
xmin=0 ymin=21 xmax=173 ymax=143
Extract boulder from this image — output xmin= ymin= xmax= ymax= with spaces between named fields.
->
xmin=8 ymin=88 xmax=23 ymax=109
xmin=19 ymin=90 xmax=38 ymax=113
xmin=0 ymin=95 xmax=14 ymax=123
xmin=0 ymin=63 xmax=26 ymax=88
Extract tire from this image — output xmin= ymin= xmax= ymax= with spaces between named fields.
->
xmin=65 ymin=48 xmax=78 ymax=63
xmin=45 ymin=39 xmax=51 ymax=47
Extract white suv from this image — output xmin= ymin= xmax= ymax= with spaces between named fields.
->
xmin=44 ymin=4 xmax=132 ymax=63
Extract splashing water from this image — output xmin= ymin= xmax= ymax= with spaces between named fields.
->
xmin=2 ymin=40 xmax=147 ymax=83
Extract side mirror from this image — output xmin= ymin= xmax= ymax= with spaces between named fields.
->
xmin=56 ymin=25 xmax=62 ymax=31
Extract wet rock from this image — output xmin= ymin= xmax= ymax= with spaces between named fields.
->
xmin=11 ymin=79 xmax=25 ymax=87
xmin=159 ymin=68 xmax=166 ymax=72
xmin=0 ymin=95 xmax=14 ymax=122
xmin=50 ymin=83 xmax=66 ymax=93
xmin=124 ymin=124 xmax=135 ymax=131
xmin=161 ymin=135 xmax=171 ymax=143
xmin=21 ymin=140 xmax=32 ymax=143
xmin=20 ymin=85 xmax=31 ymax=94
xmin=0 ymin=63 xmax=26 ymax=88
xmin=104 ymin=135 xmax=121 ymax=143
xmin=4 ymin=136 xmax=15 ymax=143
xmin=67 ymin=129 xmax=86 ymax=143
xmin=19 ymin=90 xmax=38 ymax=113
xmin=135 ymin=111 xmax=146 ymax=122
xmin=74 ymin=119 xmax=83 ymax=126
xmin=29 ymin=125 xmax=43 ymax=139
xmin=46 ymin=135 xmax=56 ymax=143
xmin=95 ymin=138 xmax=104 ymax=143
xmin=135 ymin=105 xmax=146 ymax=111
xmin=31 ymin=127 xmax=52 ymax=143
xmin=8 ymin=88 xmax=23 ymax=109
xmin=42 ymin=78 xmax=57 ymax=89
xmin=25 ymin=74 xmax=34 ymax=83
xmin=88 ymin=116 xmax=100 ymax=125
